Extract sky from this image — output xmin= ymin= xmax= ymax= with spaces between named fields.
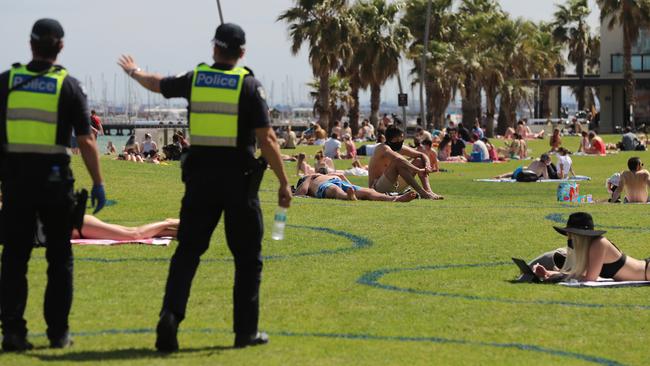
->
xmin=0 ymin=0 xmax=600 ymax=107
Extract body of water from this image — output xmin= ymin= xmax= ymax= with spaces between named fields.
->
xmin=97 ymin=135 xmax=130 ymax=154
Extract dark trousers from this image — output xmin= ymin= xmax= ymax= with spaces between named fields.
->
xmin=0 ymin=178 xmax=75 ymax=340
xmin=161 ymin=175 xmax=264 ymax=335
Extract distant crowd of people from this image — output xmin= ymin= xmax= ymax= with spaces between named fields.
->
xmin=104 ymin=130 xmax=189 ymax=164
xmin=286 ymin=110 xmax=650 ymax=206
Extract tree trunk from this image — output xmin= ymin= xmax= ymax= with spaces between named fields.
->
xmin=541 ymin=83 xmax=551 ymax=119
xmin=508 ymin=101 xmax=517 ymax=128
xmin=623 ymin=17 xmax=636 ymax=129
xmin=496 ymin=96 xmax=509 ymax=136
xmin=370 ymin=83 xmax=381 ymax=127
xmin=318 ymin=70 xmax=331 ymax=129
xmin=485 ymin=87 xmax=497 ymax=138
xmin=461 ymin=74 xmax=479 ymax=128
xmin=474 ymin=90 xmax=482 ymax=125
xmin=577 ymin=21 xmax=586 ymax=112
xmin=576 ymin=61 xmax=586 ymax=112
xmin=425 ymin=81 xmax=435 ymax=129
xmin=349 ymin=78 xmax=361 ymax=136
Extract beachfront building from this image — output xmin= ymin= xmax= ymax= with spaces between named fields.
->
xmin=599 ymin=25 xmax=650 ymax=132
xmin=540 ymin=17 xmax=650 ymax=133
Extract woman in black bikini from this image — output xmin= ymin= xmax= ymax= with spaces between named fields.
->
xmin=534 ymin=212 xmax=650 ymax=282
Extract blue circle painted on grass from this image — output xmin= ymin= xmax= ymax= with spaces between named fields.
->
xmin=357 ymin=262 xmax=650 ymax=311
xmin=29 ymin=327 xmax=624 ymax=365
xmin=545 ymin=213 xmax=650 ymax=232
xmin=70 ymin=225 xmax=372 ymax=263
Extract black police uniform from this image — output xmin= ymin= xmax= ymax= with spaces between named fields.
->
xmin=0 ymin=61 xmax=91 ymax=342
xmin=159 ymin=63 xmax=270 ymax=336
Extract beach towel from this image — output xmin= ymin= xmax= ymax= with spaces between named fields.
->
xmin=573 ymin=152 xmax=618 ymax=157
xmin=558 ymin=279 xmax=650 ymax=288
xmin=71 ymin=237 xmax=172 ymax=246
xmin=474 ymin=175 xmax=591 ymax=183
xmin=343 ymin=167 xmax=369 ymax=177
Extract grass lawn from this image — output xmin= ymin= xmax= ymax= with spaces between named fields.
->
xmin=1 ymin=135 xmax=648 ymax=365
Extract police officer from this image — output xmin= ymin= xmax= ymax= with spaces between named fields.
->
xmin=0 ymin=19 xmax=106 ymax=351
xmin=118 ymin=23 xmax=291 ymax=352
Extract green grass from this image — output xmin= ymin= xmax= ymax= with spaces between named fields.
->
xmin=2 ymin=135 xmax=649 ymax=365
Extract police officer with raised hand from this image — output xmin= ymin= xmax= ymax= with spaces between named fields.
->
xmin=0 ymin=19 xmax=106 ymax=351
xmin=118 ymin=22 xmax=291 ymax=352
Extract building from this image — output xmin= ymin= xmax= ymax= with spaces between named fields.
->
xmin=539 ymin=17 xmax=650 ymax=133
xmin=599 ymin=24 xmax=650 ymax=132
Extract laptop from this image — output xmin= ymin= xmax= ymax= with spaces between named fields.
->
xmin=512 ymin=257 xmax=540 ymax=283
xmin=512 ymin=257 xmax=568 ymax=283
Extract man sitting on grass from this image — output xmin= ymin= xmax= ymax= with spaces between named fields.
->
xmin=294 ymin=174 xmax=417 ymax=202
xmin=611 ymin=157 xmax=650 ymax=203
xmin=368 ymin=126 xmax=443 ymax=200
xmin=494 ymin=154 xmax=552 ymax=180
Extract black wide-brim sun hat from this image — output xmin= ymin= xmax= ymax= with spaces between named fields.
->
xmin=553 ymin=212 xmax=607 ymax=237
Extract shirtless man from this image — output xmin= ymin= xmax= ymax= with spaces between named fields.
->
xmin=611 ymin=157 xmax=650 ymax=203
xmin=416 ymin=139 xmax=439 ymax=172
xmin=368 ymin=126 xmax=443 ymax=200
xmin=494 ymin=154 xmax=552 ymax=179
xmin=294 ymin=174 xmax=417 ymax=202
xmin=516 ymin=121 xmax=530 ymax=139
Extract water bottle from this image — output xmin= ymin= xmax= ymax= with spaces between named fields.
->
xmin=271 ymin=207 xmax=287 ymax=241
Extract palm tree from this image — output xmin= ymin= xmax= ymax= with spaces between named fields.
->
xmin=552 ymin=0 xmax=592 ymax=111
xmin=496 ymin=19 xmax=554 ymax=134
xmin=597 ymin=0 xmax=650 ymax=129
xmin=471 ymin=10 xmax=510 ymax=137
xmin=456 ymin=0 xmax=503 ymax=128
xmin=278 ymin=0 xmax=356 ymax=129
xmin=584 ymin=34 xmax=601 ymax=110
xmin=402 ymin=0 xmax=456 ymax=129
xmin=307 ymin=75 xmax=355 ymax=123
xmin=351 ymin=0 xmax=411 ymax=127
xmin=535 ymin=22 xmax=566 ymax=119
xmin=343 ymin=64 xmax=364 ymax=136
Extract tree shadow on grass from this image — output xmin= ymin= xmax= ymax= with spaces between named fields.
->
xmin=30 ymin=345 xmax=233 ymax=362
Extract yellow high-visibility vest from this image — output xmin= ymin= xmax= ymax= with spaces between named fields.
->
xmin=6 ymin=64 xmax=69 ymax=154
xmin=189 ymin=64 xmax=249 ymax=147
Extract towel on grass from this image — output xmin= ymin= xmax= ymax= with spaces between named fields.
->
xmin=343 ymin=167 xmax=369 ymax=176
xmin=559 ymin=279 xmax=650 ymax=288
xmin=474 ymin=175 xmax=591 ymax=183
xmin=573 ymin=152 xmax=618 ymax=157
xmin=71 ymin=237 xmax=172 ymax=246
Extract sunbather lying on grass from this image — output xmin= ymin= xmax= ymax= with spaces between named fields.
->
xmin=533 ymin=212 xmax=650 ymax=282
xmin=294 ymin=174 xmax=417 ymax=202
xmin=494 ymin=154 xmax=551 ymax=180
xmin=72 ymin=216 xmax=179 ymax=240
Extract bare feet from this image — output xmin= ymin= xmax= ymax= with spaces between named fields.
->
xmin=346 ymin=188 xmax=358 ymax=201
xmin=422 ymin=191 xmax=444 ymax=200
xmin=393 ymin=191 xmax=418 ymax=202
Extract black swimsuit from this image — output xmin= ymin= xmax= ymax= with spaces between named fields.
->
xmin=599 ymin=253 xmax=627 ymax=279
xmin=599 ymin=243 xmax=650 ymax=281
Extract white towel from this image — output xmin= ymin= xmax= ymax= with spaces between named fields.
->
xmin=559 ymin=280 xmax=650 ymax=288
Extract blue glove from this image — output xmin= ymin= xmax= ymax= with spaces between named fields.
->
xmin=91 ymin=184 xmax=106 ymax=214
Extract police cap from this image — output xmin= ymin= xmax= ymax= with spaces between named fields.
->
xmin=213 ymin=23 xmax=246 ymax=50
xmin=31 ymin=18 xmax=65 ymax=42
